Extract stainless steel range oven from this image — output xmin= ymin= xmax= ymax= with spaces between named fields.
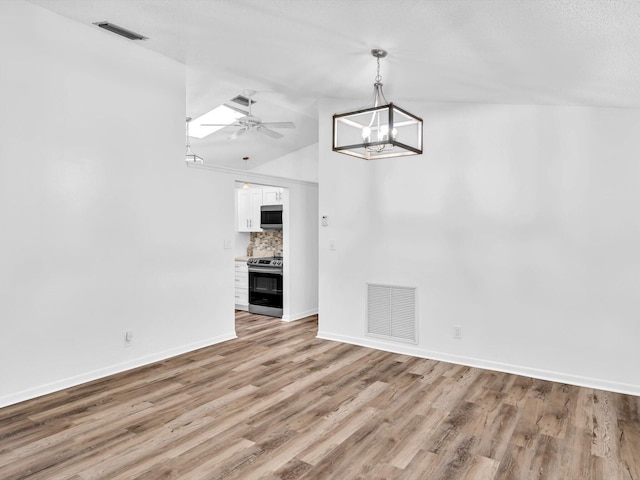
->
xmin=247 ymin=256 xmax=283 ymax=317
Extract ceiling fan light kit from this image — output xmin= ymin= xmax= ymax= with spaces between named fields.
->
xmin=333 ymin=49 xmax=423 ymax=160
xmin=185 ymin=117 xmax=204 ymax=165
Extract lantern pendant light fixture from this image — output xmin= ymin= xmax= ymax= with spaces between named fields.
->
xmin=185 ymin=117 xmax=204 ymax=164
xmin=333 ymin=49 xmax=423 ymax=160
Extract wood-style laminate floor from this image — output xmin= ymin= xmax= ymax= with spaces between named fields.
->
xmin=1 ymin=311 xmax=639 ymax=479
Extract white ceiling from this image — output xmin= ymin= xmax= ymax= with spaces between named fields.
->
xmin=27 ymin=0 xmax=640 ymax=169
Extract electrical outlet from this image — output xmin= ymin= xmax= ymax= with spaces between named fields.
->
xmin=124 ymin=330 xmax=133 ymax=347
xmin=453 ymin=326 xmax=462 ymax=340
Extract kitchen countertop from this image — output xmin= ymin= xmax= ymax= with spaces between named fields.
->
xmin=236 ymin=249 xmax=277 ymax=262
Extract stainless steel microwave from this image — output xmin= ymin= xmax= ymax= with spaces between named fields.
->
xmin=260 ymin=204 xmax=283 ymax=230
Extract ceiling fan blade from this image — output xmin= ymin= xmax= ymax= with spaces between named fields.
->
xmin=257 ymin=126 xmax=284 ymax=139
xmin=260 ymin=122 xmax=296 ymax=129
xmin=200 ymin=123 xmax=241 ymax=127
xmin=230 ymin=128 xmax=247 ymax=140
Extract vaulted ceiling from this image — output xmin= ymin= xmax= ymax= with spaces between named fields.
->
xmin=27 ymin=0 xmax=640 ymax=169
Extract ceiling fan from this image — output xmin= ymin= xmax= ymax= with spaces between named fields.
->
xmin=201 ymin=89 xmax=296 ymax=140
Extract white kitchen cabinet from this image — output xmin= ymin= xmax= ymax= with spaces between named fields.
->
xmin=262 ymin=187 xmax=284 ymax=205
xmin=234 ymin=260 xmax=249 ymax=310
xmin=236 ymin=188 xmax=263 ymax=232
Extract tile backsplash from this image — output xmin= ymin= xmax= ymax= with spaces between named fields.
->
xmin=248 ymin=230 xmax=283 ymax=257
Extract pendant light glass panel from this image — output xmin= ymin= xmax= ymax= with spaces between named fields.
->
xmin=333 ymin=103 xmax=422 ymax=159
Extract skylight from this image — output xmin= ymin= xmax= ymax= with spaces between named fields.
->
xmin=189 ymin=104 xmax=245 ymax=139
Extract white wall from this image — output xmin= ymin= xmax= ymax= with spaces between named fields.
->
xmin=251 ymin=143 xmax=319 ymax=184
xmin=282 ymin=181 xmax=319 ymax=321
xmin=0 ymin=2 xmax=236 ymax=407
xmin=318 ymin=99 xmax=640 ymax=395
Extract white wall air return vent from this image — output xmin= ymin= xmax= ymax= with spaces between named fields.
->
xmin=367 ymin=283 xmax=417 ymax=344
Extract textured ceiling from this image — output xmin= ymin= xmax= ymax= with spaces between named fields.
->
xmin=26 ymin=0 xmax=640 ymax=169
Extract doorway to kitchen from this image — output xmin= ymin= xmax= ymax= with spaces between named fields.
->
xmin=233 ymin=181 xmax=288 ymax=321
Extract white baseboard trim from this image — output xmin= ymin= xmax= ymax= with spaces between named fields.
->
xmin=0 ymin=332 xmax=237 ymax=409
xmin=282 ymin=308 xmax=318 ymax=322
xmin=316 ymin=331 xmax=640 ymax=397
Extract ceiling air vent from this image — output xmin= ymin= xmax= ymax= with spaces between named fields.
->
xmin=230 ymin=95 xmax=256 ymax=108
xmin=93 ymin=22 xmax=148 ymax=40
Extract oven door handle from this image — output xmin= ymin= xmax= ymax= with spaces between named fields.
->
xmin=248 ymin=267 xmax=283 ymax=275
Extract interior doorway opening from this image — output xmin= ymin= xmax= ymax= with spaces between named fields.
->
xmin=233 ymin=181 xmax=288 ymax=321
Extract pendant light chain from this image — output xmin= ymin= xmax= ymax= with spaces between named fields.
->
xmin=372 ymin=51 xmax=388 ymax=107
xmin=185 ymin=117 xmax=204 ymax=164
xmin=242 ymin=156 xmax=250 ymax=189
xmin=186 ymin=117 xmax=191 ymax=148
